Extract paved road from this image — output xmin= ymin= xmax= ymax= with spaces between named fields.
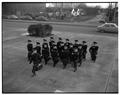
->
xmin=2 ymin=20 xmax=118 ymax=93
xmin=2 ymin=20 xmax=117 ymax=40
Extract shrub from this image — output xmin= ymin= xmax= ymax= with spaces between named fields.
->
xmin=28 ymin=23 xmax=52 ymax=37
xmin=20 ymin=15 xmax=33 ymax=20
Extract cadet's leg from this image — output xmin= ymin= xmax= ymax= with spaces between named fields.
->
xmin=91 ymin=54 xmax=94 ymax=61
xmin=79 ymin=57 xmax=82 ymax=67
xmin=82 ymin=52 xmax=85 ymax=60
xmin=54 ymin=58 xmax=59 ymax=67
xmin=73 ymin=61 xmax=77 ymax=72
xmin=62 ymin=59 xmax=66 ymax=69
xmin=70 ymin=61 xmax=73 ymax=67
xmin=93 ymin=54 xmax=96 ymax=62
xmin=94 ymin=55 xmax=97 ymax=61
xmin=64 ymin=59 xmax=68 ymax=69
xmin=90 ymin=53 xmax=92 ymax=60
xmin=84 ymin=52 xmax=87 ymax=60
xmin=53 ymin=58 xmax=56 ymax=67
xmin=53 ymin=61 xmax=56 ymax=67
xmin=32 ymin=65 xmax=36 ymax=77
xmin=28 ymin=52 xmax=31 ymax=61
xmin=44 ymin=57 xmax=47 ymax=65
xmin=38 ymin=53 xmax=41 ymax=63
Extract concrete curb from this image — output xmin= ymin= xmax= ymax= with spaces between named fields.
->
xmin=3 ymin=19 xmax=99 ymax=28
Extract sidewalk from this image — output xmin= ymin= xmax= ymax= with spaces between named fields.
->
xmin=3 ymin=19 xmax=101 ymax=28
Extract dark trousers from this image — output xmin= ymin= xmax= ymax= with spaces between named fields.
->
xmin=43 ymin=56 xmax=49 ymax=65
xmin=61 ymin=58 xmax=68 ymax=69
xmin=28 ymin=51 xmax=32 ymax=61
xmin=82 ymin=52 xmax=87 ymax=59
xmin=91 ymin=54 xmax=97 ymax=62
xmin=32 ymin=64 xmax=37 ymax=75
xmin=73 ymin=61 xmax=77 ymax=72
xmin=78 ymin=57 xmax=82 ymax=66
xmin=32 ymin=64 xmax=43 ymax=76
xmin=52 ymin=57 xmax=59 ymax=67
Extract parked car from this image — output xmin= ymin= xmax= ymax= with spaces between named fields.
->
xmin=97 ymin=23 xmax=118 ymax=33
xmin=19 ymin=15 xmax=33 ymax=20
xmin=7 ymin=15 xmax=18 ymax=20
xmin=35 ymin=16 xmax=48 ymax=21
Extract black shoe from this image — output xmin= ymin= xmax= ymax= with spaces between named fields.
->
xmin=74 ymin=70 xmax=76 ymax=72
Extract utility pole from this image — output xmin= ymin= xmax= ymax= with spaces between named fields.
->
xmin=113 ymin=2 xmax=117 ymax=23
xmin=108 ymin=2 xmax=112 ymax=22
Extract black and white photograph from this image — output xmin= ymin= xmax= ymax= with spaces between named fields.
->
xmin=2 ymin=2 xmax=118 ymax=93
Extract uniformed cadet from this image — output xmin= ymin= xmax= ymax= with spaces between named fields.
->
xmin=58 ymin=42 xmax=64 ymax=60
xmin=34 ymin=42 xmax=41 ymax=62
xmin=34 ymin=42 xmax=41 ymax=55
xmin=42 ymin=39 xmax=50 ymax=65
xmin=27 ymin=40 xmax=33 ymax=61
xmin=57 ymin=37 xmax=63 ymax=54
xmin=61 ymin=45 xmax=70 ymax=69
xmin=69 ymin=43 xmax=74 ymax=64
xmin=81 ymin=41 xmax=87 ymax=60
xmin=72 ymin=47 xmax=79 ymax=72
xmin=49 ymin=37 xmax=55 ymax=53
xmin=78 ymin=44 xmax=83 ymax=66
xmin=51 ymin=44 xmax=59 ymax=67
xmin=29 ymin=50 xmax=42 ymax=77
xmin=64 ymin=39 xmax=70 ymax=49
xmin=73 ymin=40 xmax=79 ymax=48
xmin=89 ymin=42 xmax=99 ymax=62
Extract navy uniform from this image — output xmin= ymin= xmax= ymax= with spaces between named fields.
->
xmin=64 ymin=39 xmax=70 ymax=49
xmin=34 ymin=42 xmax=41 ymax=62
xmin=73 ymin=40 xmax=79 ymax=49
xmin=69 ymin=43 xmax=74 ymax=63
xmin=61 ymin=45 xmax=70 ymax=69
xmin=49 ymin=37 xmax=55 ymax=53
xmin=81 ymin=41 xmax=87 ymax=60
xmin=51 ymin=45 xmax=59 ymax=67
xmin=29 ymin=50 xmax=42 ymax=77
xmin=78 ymin=44 xmax=83 ymax=66
xmin=27 ymin=40 xmax=33 ymax=61
xmin=42 ymin=39 xmax=50 ymax=65
xmin=89 ymin=42 xmax=99 ymax=62
xmin=72 ymin=48 xmax=79 ymax=72
xmin=57 ymin=37 xmax=63 ymax=54
xmin=58 ymin=42 xmax=64 ymax=60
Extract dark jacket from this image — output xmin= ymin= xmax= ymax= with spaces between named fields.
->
xmin=82 ymin=45 xmax=87 ymax=53
xmin=27 ymin=43 xmax=33 ymax=52
xmin=30 ymin=52 xmax=41 ymax=65
xmin=61 ymin=49 xmax=69 ymax=59
xmin=89 ymin=46 xmax=99 ymax=55
xmin=34 ymin=46 xmax=41 ymax=55
xmin=51 ymin=48 xmax=59 ymax=58
xmin=42 ymin=43 xmax=49 ymax=57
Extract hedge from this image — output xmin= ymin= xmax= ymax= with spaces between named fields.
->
xmin=28 ymin=23 xmax=53 ymax=37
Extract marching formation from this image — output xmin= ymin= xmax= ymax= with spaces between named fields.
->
xmin=27 ymin=37 xmax=99 ymax=77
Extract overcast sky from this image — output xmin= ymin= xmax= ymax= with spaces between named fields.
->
xmin=46 ymin=3 xmax=109 ymax=8
xmin=86 ymin=3 xmax=109 ymax=8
